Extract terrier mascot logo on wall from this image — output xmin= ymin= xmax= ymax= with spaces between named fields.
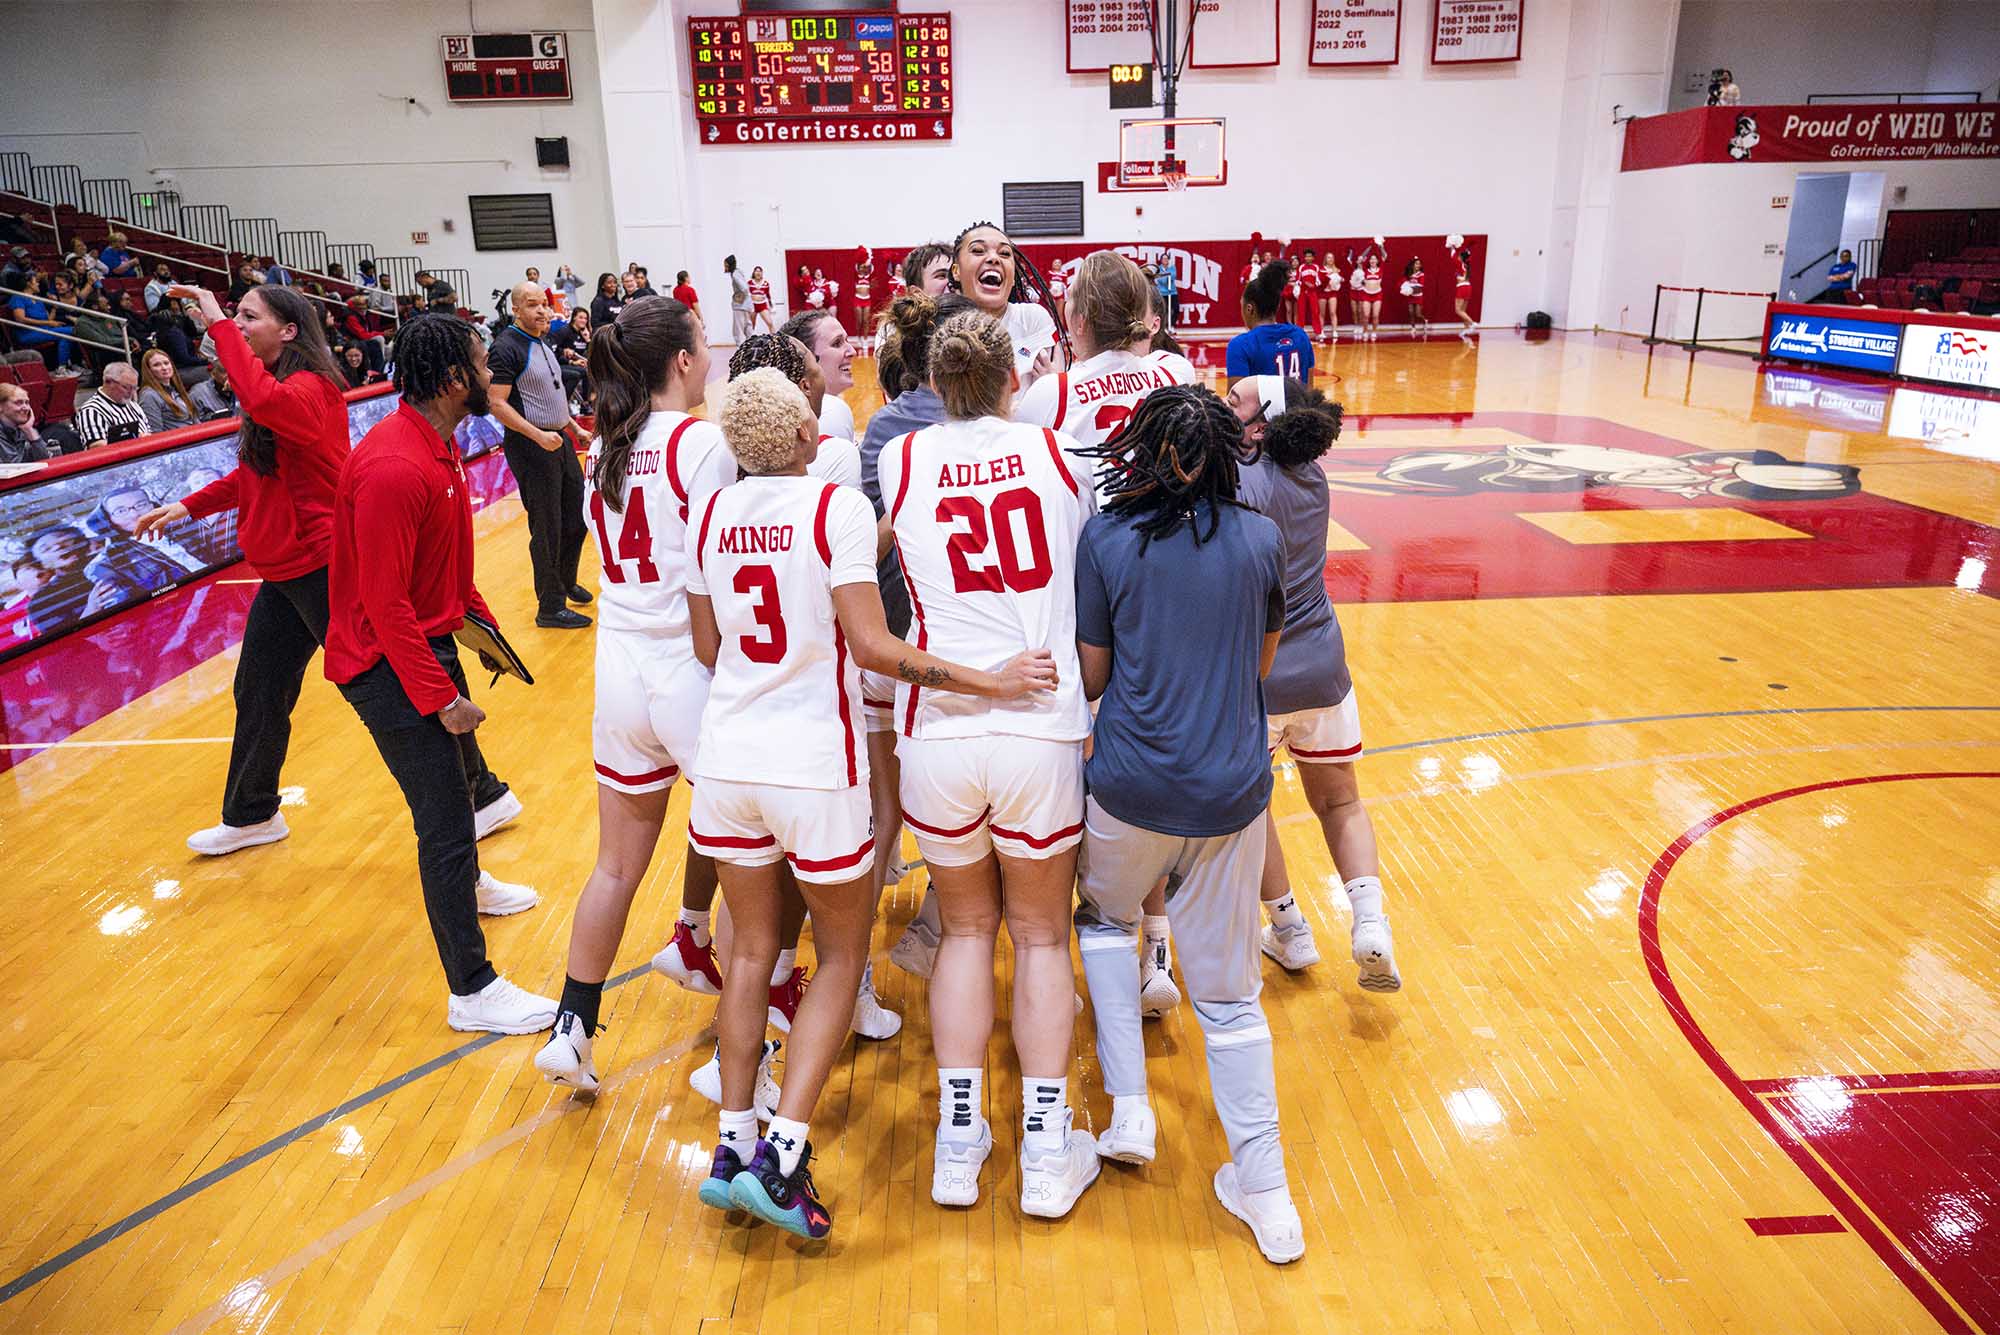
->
xmin=1728 ymin=114 xmax=1760 ymax=161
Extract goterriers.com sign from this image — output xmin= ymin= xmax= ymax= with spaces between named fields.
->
xmin=1622 ymin=103 xmax=2000 ymax=170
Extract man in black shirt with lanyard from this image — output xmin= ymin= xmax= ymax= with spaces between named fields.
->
xmin=489 ymin=281 xmax=591 ymax=628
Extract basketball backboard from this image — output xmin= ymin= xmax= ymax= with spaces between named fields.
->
xmin=1117 ymin=117 xmax=1226 ymax=189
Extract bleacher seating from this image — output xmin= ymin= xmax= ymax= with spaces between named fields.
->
xmin=1848 ymin=239 xmax=1999 ymax=315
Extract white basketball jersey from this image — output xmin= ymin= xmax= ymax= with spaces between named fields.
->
xmin=808 ymin=433 xmax=862 ymax=489
xmin=1003 ymin=302 xmax=1058 ymax=375
xmin=586 ymin=410 xmax=738 ymax=638
xmin=686 ymin=475 xmax=875 ymax=790
xmin=880 ymin=416 xmax=1092 ymax=743
xmin=1015 ymin=347 xmax=1194 ymax=453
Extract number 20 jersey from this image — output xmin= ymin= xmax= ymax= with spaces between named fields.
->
xmin=879 ymin=417 xmax=1093 ymax=743
xmin=584 ymin=410 xmax=737 ymax=641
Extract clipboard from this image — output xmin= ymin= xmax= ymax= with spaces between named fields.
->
xmin=453 ymin=608 xmax=535 ymax=687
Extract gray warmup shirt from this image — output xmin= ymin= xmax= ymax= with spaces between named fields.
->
xmin=1236 ymin=455 xmax=1352 ymax=714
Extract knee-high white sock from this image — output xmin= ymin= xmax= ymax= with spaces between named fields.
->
xmin=1021 ymin=1076 xmax=1069 ymax=1155
xmin=1344 ymin=876 xmax=1384 ymax=922
xmin=938 ymin=1067 xmax=983 ymax=1143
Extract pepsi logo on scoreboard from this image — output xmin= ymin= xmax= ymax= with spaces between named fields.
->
xmin=1896 ymin=323 xmax=2000 ymax=391
xmin=1765 ymin=313 xmax=1901 ymax=373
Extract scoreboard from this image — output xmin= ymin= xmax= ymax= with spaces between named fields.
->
xmin=688 ymin=12 xmax=954 ymax=144
xmin=441 ymin=33 xmax=572 ymax=103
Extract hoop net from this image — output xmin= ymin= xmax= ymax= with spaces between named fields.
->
xmin=1162 ymin=171 xmax=1188 ymax=193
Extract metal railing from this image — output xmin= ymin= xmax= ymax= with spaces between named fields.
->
xmin=0 ymin=153 xmax=32 ymax=197
xmin=131 ymin=190 xmax=182 ymax=237
xmin=326 ymin=243 xmax=376 ymax=284
xmin=178 ymin=204 xmax=231 ymax=250
xmin=1807 ymin=90 xmax=1983 ymax=105
xmin=278 ymin=230 xmax=328 ymax=276
xmin=1790 ymin=246 xmax=1838 ymax=281
xmin=30 ymin=165 xmax=82 ymax=212
xmin=0 ymin=283 xmax=133 ymax=365
xmin=80 ymin=178 xmax=132 ymax=225
xmin=230 ymin=217 xmax=279 ymax=266
xmin=376 ymin=256 xmax=423 ymax=298
xmin=1857 ymin=238 xmax=1881 ymax=280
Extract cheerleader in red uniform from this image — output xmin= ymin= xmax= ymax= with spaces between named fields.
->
xmin=1321 ymin=256 xmax=1343 ymax=341
xmin=1355 ymin=239 xmax=1386 ymax=341
xmin=747 ymin=265 xmax=776 ymax=334
xmin=1295 ymin=248 xmax=1326 ymax=341
xmin=851 ymin=247 xmax=875 ymax=350
xmin=1401 ymin=259 xmax=1429 ymax=337
xmin=1449 ymin=234 xmax=1475 ymax=335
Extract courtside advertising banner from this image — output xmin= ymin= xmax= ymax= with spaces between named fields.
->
xmin=1764 ymin=311 xmax=1902 ymax=374
xmin=1624 ymin=103 xmax=2000 ymax=170
xmin=1895 ymin=323 xmax=2000 ymax=392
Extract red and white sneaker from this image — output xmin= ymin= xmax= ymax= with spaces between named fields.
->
xmin=768 ymin=966 xmax=808 ymax=1033
xmin=650 ymin=922 xmax=722 ymax=995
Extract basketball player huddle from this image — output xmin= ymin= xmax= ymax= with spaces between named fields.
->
xmin=532 ymin=221 xmax=1404 ymax=1266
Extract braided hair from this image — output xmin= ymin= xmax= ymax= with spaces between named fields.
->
xmin=951 ymin=220 xmax=1071 ymax=362
xmin=391 ymin=313 xmax=483 ymax=406
xmin=729 ymin=331 xmax=811 ymax=384
xmin=1077 ymin=383 xmax=1248 ymax=552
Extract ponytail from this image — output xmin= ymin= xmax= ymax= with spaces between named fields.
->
xmin=587 ymin=295 xmax=698 ymax=510
xmin=1068 ymin=250 xmax=1154 ymax=355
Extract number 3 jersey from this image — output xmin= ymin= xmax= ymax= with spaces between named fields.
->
xmin=879 ymin=417 xmax=1093 ymax=743
xmin=686 ymin=475 xmax=878 ymax=790
xmin=584 ymin=410 xmax=738 ymax=642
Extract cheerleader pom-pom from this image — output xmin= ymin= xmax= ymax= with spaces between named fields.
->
xmin=1447 ymin=233 xmax=1464 ymax=250
xmin=1373 ymin=234 xmax=1386 ymax=246
xmin=1399 ymin=281 xmax=1416 ymax=296
xmin=806 ymin=290 xmax=827 ymax=308
xmin=856 ymin=244 xmax=870 ymax=260
xmin=1250 ymin=230 xmax=1264 ymax=248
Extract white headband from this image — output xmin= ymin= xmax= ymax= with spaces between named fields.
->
xmin=1256 ymin=374 xmax=1288 ymax=422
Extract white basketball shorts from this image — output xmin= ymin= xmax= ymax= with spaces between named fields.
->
xmin=861 ymin=668 xmax=897 ymax=734
xmin=1267 ymin=687 xmax=1363 ymax=764
xmin=898 ymin=733 xmax=1085 ymax=866
xmin=687 ymin=779 xmax=875 ymax=885
xmin=592 ymin=633 xmax=710 ymax=793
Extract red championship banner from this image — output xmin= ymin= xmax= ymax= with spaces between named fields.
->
xmin=786 ymin=234 xmax=1486 ymax=329
xmin=1623 ymin=104 xmax=2000 ymax=171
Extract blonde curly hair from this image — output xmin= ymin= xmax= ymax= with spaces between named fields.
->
xmin=720 ymin=366 xmax=812 ymax=475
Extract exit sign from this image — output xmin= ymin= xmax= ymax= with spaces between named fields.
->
xmin=1771 ymin=195 xmax=1790 ymax=209
xmin=412 ymin=230 xmax=431 ymax=245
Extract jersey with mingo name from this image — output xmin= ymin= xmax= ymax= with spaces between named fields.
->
xmin=687 ymin=475 xmax=876 ymax=789
xmin=585 ymin=410 xmax=738 ymax=639
xmin=880 ymin=416 xmax=1091 ymax=743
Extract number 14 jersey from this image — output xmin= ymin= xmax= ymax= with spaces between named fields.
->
xmin=879 ymin=417 xmax=1093 ymax=743
xmin=584 ymin=410 xmax=737 ymax=640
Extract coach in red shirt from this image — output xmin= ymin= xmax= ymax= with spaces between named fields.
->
xmin=325 ymin=314 xmax=557 ymax=1035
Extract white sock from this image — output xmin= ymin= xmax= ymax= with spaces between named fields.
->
xmin=679 ymin=906 xmax=712 ymax=949
xmin=1021 ymin=1076 xmax=1069 ymax=1154
xmin=1265 ymin=894 xmax=1306 ymax=931
xmin=766 ymin=1116 xmax=809 ymax=1175
xmin=1142 ymin=915 xmax=1172 ymax=968
xmin=938 ymin=1067 xmax=983 ymax=1143
xmin=769 ymin=949 xmax=797 ymax=986
xmin=718 ymin=1107 xmax=758 ymax=1150
xmin=1344 ymin=875 xmax=1384 ymax=922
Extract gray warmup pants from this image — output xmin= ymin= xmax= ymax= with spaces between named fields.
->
xmin=1074 ymin=795 xmax=1286 ymax=1193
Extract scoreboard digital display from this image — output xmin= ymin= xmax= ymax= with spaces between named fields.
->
xmin=441 ymin=32 xmax=572 ymax=103
xmin=689 ymin=12 xmax=954 ymax=144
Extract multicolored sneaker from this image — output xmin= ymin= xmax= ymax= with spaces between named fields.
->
xmin=698 ymin=1142 xmax=749 ymax=1212
xmin=729 ymin=1138 xmax=833 ymax=1239
xmin=767 ymin=966 xmax=808 ymax=1033
xmin=651 ymin=921 xmax=722 ymax=995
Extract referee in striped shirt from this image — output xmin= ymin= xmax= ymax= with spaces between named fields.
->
xmin=74 ymin=362 xmax=151 ymax=449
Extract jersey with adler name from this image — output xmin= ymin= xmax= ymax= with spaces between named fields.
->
xmin=686 ymin=475 xmax=875 ymax=789
xmin=879 ymin=417 xmax=1092 ymax=743
xmin=585 ymin=410 xmax=738 ymax=639
xmin=1014 ymin=346 xmax=1195 ymax=462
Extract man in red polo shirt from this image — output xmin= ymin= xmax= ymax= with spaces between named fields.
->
xmin=325 ymin=314 xmax=558 ymax=1035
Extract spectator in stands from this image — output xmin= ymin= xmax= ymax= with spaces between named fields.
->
xmin=1815 ymin=250 xmax=1858 ymax=304
xmin=590 ymin=271 xmax=624 ymax=328
xmin=145 ymin=262 xmax=176 ymax=313
xmin=552 ymin=264 xmax=584 ymax=315
xmin=489 ymin=281 xmax=588 ymax=629
xmin=149 ymin=299 xmax=210 ymax=384
xmin=84 ymin=484 xmax=200 ymax=595
xmin=337 ymin=342 xmax=384 ymax=388
xmin=7 ymin=273 xmax=80 ymax=373
xmin=358 ymin=259 xmax=381 ymax=287
xmin=107 ymin=290 xmax=151 ymax=352
xmin=671 ymin=269 xmax=701 ymax=321
xmin=230 ymin=262 xmax=262 ymax=304
xmin=138 ymin=348 xmax=201 ymax=433
xmin=327 ymin=262 xmax=347 ymax=282
xmin=98 ymin=233 xmax=141 ymax=278
xmin=24 ymin=525 xmax=108 ymax=636
xmin=64 ymin=256 xmax=102 ymax=305
xmin=415 ymin=271 xmax=457 ymax=312
xmin=1910 ymin=278 xmax=1943 ymax=311
xmin=75 ymin=362 xmax=149 ymax=448
xmin=0 ymin=213 xmax=34 ymax=246
xmin=2 ymin=246 xmax=34 ymax=289
xmin=620 ymin=271 xmax=643 ymax=301
xmin=49 ymin=270 xmax=84 ymax=309
xmin=548 ymin=305 xmax=590 ymax=409
xmin=192 ymin=356 xmax=236 ymax=418
xmin=0 ymin=382 xmax=52 ymax=464
xmin=342 ymin=295 xmax=388 ymax=370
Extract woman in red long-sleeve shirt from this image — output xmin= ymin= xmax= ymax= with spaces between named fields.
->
xmin=133 ymin=283 xmax=359 ymax=856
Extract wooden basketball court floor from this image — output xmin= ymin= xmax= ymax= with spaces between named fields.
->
xmin=2 ymin=333 xmax=1996 ymax=1334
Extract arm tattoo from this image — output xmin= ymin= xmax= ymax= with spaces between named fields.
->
xmin=896 ymin=658 xmax=951 ymax=688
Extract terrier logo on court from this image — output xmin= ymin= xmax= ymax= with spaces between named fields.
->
xmin=1317 ymin=413 xmax=1999 ymax=602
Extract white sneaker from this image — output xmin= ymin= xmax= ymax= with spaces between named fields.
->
xmin=475 ymin=868 xmax=538 ymax=916
xmin=1261 ymin=920 xmax=1321 ymax=972
xmin=889 ymin=919 xmax=939 ymax=979
xmin=186 ymin=813 xmax=289 ymax=856
xmin=1096 ymin=1101 xmax=1156 ymax=1165
xmin=533 ymin=1010 xmax=598 ymax=1095
xmin=1139 ymin=939 xmax=1180 ymax=1018
xmin=473 ymin=789 xmax=522 ymax=841
xmin=688 ymin=1040 xmax=782 ymax=1121
xmin=447 ymin=974 xmax=558 ymax=1035
xmin=932 ymin=1119 xmax=992 ymax=1207
xmin=1213 ymin=1164 xmax=1305 ymax=1264
xmin=1019 ymin=1120 xmax=1102 ymax=1220
xmin=852 ymin=962 xmax=902 ymax=1039
xmin=1352 ymin=916 xmax=1402 ymax=992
